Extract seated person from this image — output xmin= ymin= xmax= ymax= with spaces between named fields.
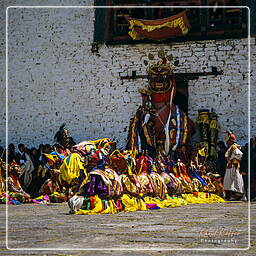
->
xmin=38 ymin=169 xmax=61 ymax=196
xmin=8 ymin=163 xmax=30 ymax=202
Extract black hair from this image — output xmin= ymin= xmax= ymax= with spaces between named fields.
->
xmin=54 ymin=123 xmax=66 ymax=144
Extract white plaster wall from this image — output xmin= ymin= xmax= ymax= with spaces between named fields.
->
xmin=0 ymin=0 xmax=255 ymax=148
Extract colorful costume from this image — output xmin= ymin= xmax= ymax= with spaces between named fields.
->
xmin=7 ymin=169 xmax=30 ymax=203
xmin=127 ymin=51 xmax=194 ymax=156
xmin=38 ymin=173 xmax=61 ymax=196
xmin=197 ymin=110 xmax=219 ymax=159
xmin=79 ymin=167 xmax=123 ymax=199
xmin=59 ymin=153 xmax=85 ymax=185
xmin=0 ymin=160 xmax=5 ymax=194
xmin=67 ymin=142 xmax=225 ymax=214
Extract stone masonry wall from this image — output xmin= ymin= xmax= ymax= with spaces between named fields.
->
xmin=0 ymin=0 xmax=255 ymax=148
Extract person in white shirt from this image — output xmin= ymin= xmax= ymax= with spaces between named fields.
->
xmin=16 ymin=144 xmax=34 ymax=190
xmin=223 ymin=131 xmax=245 ymax=201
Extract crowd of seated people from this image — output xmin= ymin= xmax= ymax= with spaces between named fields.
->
xmin=0 ymin=143 xmax=66 ymax=201
xmin=0 ymin=132 xmax=255 ymax=210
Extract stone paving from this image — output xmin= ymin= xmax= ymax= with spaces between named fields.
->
xmin=0 ymin=201 xmax=255 ymax=255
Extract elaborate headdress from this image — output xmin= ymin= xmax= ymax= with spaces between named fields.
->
xmin=144 ymin=49 xmax=179 ymax=72
xmin=143 ymin=49 xmax=179 ymax=93
xmin=225 ymin=130 xmax=236 ymax=143
xmin=54 ymin=123 xmax=72 ymax=147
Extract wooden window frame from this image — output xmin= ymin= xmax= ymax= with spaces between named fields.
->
xmin=94 ymin=0 xmax=249 ymax=45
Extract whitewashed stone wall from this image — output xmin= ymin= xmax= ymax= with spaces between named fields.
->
xmin=0 ymin=0 xmax=255 ymax=148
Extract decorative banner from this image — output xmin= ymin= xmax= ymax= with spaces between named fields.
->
xmin=125 ymin=11 xmax=191 ymax=40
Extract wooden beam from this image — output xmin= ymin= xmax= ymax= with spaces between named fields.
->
xmin=120 ymin=68 xmax=223 ymax=80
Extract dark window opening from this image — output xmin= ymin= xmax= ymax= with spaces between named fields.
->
xmin=94 ymin=0 xmax=250 ymax=45
xmin=174 ymin=81 xmax=189 ymax=114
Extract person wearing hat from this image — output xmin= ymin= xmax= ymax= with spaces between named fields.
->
xmin=7 ymin=162 xmax=31 ymax=202
xmin=223 ymin=131 xmax=245 ymax=201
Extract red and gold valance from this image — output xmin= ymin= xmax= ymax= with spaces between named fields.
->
xmin=125 ymin=11 xmax=191 ymax=40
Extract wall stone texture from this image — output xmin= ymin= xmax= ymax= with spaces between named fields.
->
xmin=0 ymin=0 xmax=255 ymax=149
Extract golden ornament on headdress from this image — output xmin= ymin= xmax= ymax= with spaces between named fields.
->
xmin=167 ymin=54 xmax=173 ymax=61
xmin=148 ymin=53 xmax=154 ymax=60
xmin=158 ymin=49 xmax=165 ymax=59
xmin=143 ymin=60 xmax=149 ymax=66
xmin=145 ymin=51 xmax=178 ymax=73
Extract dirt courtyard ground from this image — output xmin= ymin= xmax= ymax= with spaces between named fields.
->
xmin=0 ymin=201 xmax=255 ymax=256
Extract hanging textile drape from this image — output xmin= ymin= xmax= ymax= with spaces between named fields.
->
xmin=125 ymin=11 xmax=191 ymax=40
